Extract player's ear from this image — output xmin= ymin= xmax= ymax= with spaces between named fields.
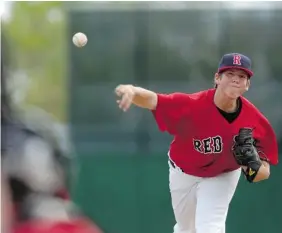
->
xmin=214 ymin=73 xmax=221 ymax=86
xmin=245 ymin=78 xmax=251 ymax=91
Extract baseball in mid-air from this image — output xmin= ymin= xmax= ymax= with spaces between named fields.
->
xmin=72 ymin=32 xmax=88 ymax=47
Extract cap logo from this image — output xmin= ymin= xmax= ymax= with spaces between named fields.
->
xmin=233 ymin=54 xmax=242 ymax=65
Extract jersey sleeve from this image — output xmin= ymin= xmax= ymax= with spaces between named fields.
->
xmin=256 ymin=116 xmax=279 ymax=165
xmin=151 ymin=92 xmax=191 ymax=135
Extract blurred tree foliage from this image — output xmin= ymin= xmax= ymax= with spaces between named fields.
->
xmin=2 ymin=1 xmax=67 ymax=121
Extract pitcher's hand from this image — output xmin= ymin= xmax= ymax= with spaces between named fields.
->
xmin=115 ymin=84 xmax=135 ymax=112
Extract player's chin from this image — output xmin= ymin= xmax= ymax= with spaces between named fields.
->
xmin=225 ymin=88 xmax=242 ymax=99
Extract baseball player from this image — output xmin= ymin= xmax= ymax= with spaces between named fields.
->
xmin=115 ymin=53 xmax=279 ymax=233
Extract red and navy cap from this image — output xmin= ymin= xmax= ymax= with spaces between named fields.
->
xmin=218 ymin=53 xmax=254 ymax=77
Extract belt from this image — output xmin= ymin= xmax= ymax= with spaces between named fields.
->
xmin=169 ymin=159 xmax=184 ymax=172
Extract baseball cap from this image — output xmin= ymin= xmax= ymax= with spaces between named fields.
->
xmin=218 ymin=53 xmax=254 ymax=77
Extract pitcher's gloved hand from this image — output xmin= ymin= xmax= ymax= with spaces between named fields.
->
xmin=232 ymin=128 xmax=262 ymax=182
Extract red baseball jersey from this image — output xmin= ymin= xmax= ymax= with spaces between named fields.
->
xmin=152 ymin=88 xmax=279 ymax=177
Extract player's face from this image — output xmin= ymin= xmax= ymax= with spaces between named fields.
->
xmin=215 ymin=69 xmax=250 ymax=99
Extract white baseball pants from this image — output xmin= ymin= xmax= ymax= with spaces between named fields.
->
xmin=169 ymin=161 xmax=241 ymax=233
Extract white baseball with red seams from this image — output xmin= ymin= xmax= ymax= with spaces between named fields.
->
xmin=72 ymin=32 xmax=88 ymax=47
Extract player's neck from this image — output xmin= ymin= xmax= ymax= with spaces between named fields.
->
xmin=214 ymin=89 xmax=238 ymax=113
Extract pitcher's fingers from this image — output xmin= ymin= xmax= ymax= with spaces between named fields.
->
xmin=119 ymin=94 xmax=129 ymax=109
xmin=120 ymin=101 xmax=131 ymax=112
xmin=115 ymin=85 xmax=126 ymax=93
xmin=123 ymin=97 xmax=133 ymax=111
xmin=115 ymin=89 xmax=123 ymax=97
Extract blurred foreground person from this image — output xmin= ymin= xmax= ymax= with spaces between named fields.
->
xmin=1 ymin=174 xmax=13 ymax=233
xmin=1 ymin=34 xmax=103 ymax=233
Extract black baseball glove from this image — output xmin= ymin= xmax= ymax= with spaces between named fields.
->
xmin=232 ymin=127 xmax=262 ymax=182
